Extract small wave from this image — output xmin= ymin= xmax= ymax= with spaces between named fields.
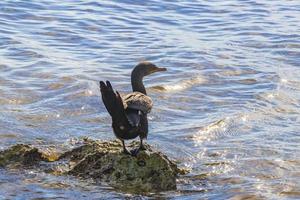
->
xmin=192 ymin=119 xmax=230 ymax=144
xmin=0 ymin=95 xmax=38 ymax=105
xmin=152 ymin=76 xmax=206 ymax=93
xmin=192 ymin=115 xmax=248 ymax=145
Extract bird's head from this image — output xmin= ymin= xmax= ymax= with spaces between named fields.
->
xmin=133 ymin=61 xmax=167 ymax=77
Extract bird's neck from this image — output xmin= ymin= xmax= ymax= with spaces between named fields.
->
xmin=131 ymin=71 xmax=146 ymax=94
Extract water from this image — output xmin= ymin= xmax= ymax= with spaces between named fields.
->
xmin=0 ymin=0 xmax=299 ymax=199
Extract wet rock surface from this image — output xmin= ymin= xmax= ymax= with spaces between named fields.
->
xmin=0 ymin=139 xmax=187 ymax=193
xmin=0 ymin=144 xmax=46 ymax=167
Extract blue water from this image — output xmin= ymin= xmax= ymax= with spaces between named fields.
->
xmin=0 ymin=0 xmax=300 ymax=199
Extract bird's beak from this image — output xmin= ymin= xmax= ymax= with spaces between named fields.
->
xmin=154 ymin=67 xmax=167 ymax=72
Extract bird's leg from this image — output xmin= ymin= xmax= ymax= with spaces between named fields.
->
xmin=121 ymin=140 xmax=131 ymax=155
xmin=131 ymin=137 xmax=146 ymax=156
xmin=139 ymin=137 xmax=146 ymax=151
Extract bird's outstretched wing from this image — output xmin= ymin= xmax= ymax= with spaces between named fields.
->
xmin=99 ymin=81 xmax=130 ymax=125
xmin=122 ymin=92 xmax=153 ymax=114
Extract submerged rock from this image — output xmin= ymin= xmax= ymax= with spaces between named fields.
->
xmin=0 ymin=139 xmax=186 ymax=193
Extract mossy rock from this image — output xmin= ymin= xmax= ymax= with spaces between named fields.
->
xmin=0 ymin=139 xmax=187 ymax=193
xmin=0 ymin=144 xmax=45 ymax=167
xmin=63 ymin=140 xmax=180 ymax=192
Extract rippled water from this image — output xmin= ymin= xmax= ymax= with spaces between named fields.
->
xmin=0 ymin=0 xmax=300 ymax=199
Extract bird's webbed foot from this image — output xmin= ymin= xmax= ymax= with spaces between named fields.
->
xmin=121 ymin=140 xmax=132 ymax=155
xmin=130 ymin=143 xmax=147 ymax=156
xmin=130 ymin=148 xmax=140 ymax=156
xmin=123 ymin=148 xmax=132 ymax=155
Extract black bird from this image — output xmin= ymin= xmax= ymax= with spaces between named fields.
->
xmin=99 ymin=61 xmax=166 ymax=155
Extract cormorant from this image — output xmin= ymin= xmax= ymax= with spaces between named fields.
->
xmin=99 ymin=61 xmax=166 ymax=155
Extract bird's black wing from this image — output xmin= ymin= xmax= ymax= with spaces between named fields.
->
xmin=99 ymin=81 xmax=130 ymax=126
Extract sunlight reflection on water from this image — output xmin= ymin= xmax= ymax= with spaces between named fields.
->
xmin=0 ymin=0 xmax=299 ymax=199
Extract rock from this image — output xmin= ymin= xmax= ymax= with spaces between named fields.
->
xmin=62 ymin=139 xmax=181 ymax=192
xmin=0 ymin=144 xmax=45 ymax=167
xmin=0 ymin=139 xmax=187 ymax=193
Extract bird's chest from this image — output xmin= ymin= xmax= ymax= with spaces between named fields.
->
xmin=112 ymin=123 xmax=140 ymax=140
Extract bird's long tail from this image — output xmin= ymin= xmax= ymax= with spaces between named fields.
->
xmin=99 ymin=81 xmax=128 ymax=124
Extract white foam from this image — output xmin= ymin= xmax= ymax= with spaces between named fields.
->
xmin=162 ymin=76 xmax=206 ymax=92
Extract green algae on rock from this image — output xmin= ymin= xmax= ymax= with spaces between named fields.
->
xmin=0 ymin=144 xmax=45 ymax=167
xmin=0 ymin=139 xmax=186 ymax=193
xmin=62 ymin=140 xmax=181 ymax=192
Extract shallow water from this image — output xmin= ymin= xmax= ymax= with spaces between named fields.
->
xmin=0 ymin=0 xmax=300 ymax=199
